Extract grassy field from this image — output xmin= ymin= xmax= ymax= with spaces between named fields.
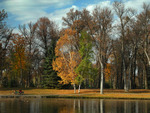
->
xmin=1 ymin=89 xmax=150 ymax=99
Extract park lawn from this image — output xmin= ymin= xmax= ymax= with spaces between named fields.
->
xmin=1 ymin=89 xmax=150 ymax=99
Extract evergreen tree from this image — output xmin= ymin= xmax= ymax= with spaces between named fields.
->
xmin=41 ymin=40 xmax=60 ymax=88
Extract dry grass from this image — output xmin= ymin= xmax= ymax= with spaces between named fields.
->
xmin=1 ymin=89 xmax=150 ymax=99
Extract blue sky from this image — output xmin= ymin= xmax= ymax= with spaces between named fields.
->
xmin=0 ymin=0 xmax=149 ymax=33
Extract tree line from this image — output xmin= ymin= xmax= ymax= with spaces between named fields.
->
xmin=0 ymin=2 xmax=150 ymax=94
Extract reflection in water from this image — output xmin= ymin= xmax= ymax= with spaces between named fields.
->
xmin=100 ymin=99 xmax=103 ymax=113
xmin=136 ymin=101 xmax=138 ymax=113
xmin=0 ymin=98 xmax=150 ymax=113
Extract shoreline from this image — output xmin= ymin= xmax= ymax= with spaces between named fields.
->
xmin=1 ymin=93 xmax=150 ymax=100
xmin=1 ymin=89 xmax=150 ymax=100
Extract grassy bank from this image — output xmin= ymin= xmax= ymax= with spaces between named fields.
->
xmin=1 ymin=89 xmax=150 ymax=99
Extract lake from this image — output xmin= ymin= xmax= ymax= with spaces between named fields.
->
xmin=0 ymin=98 xmax=150 ymax=113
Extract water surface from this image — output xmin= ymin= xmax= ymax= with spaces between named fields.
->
xmin=0 ymin=98 xmax=150 ymax=113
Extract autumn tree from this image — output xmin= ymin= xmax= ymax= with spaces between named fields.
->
xmin=75 ymin=31 xmax=97 ymax=93
xmin=10 ymin=34 xmax=27 ymax=86
xmin=35 ymin=17 xmax=59 ymax=58
xmin=19 ymin=22 xmax=38 ymax=87
xmin=62 ymin=9 xmax=83 ymax=33
xmin=0 ymin=9 xmax=12 ymax=87
xmin=135 ymin=3 xmax=150 ymax=88
xmin=34 ymin=17 xmax=60 ymax=87
xmin=111 ymin=39 xmax=123 ymax=89
xmin=93 ymin=6 xmax=113 ymax=94
xmin=113 ymin=1 xmax=135 ymax=92
xmin=104 ymin=63 xmax=111 ymax=83
xmin=81 ymin=9 xmax=94 ymax=35
xmin=53 ymin=29 xmax=80 ymax=93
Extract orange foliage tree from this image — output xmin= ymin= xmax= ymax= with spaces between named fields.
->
xmin=104 ymin=63 xmax=111 ymax=82
xmin=53 ymin=29 xmax=81 ymax=93
xmin=10 ymin=34 xmax=27 ymax=86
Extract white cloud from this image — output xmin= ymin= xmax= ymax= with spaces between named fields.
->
xmin=47 ymin=5 xmax=79 ymax=29
xmin=12 ymin=28 xmax=21 ymax=34
xmin=1 ymin=0 xmax=150 ymax=33
xmin=86 ymin=1 xmax=112 ymax=13
xmin=1 ymin=0 xmax=74 ymax=25
xmin=85 ymin=0 xmax=150 ymax=14
xmin=124 ymin=0 xmax=150 ymax=13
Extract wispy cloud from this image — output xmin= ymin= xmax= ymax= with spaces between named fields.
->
xmin=47 ymin=5 xmax=79 ymax=29
xmin=0 ymin=0 xmax=149 ymax=32
xmin=124 ymin=0 xmax=150 ymax=12
xmin=86 ymin=0 xmax=150 ymax=13
xmin=0 ymin=0 xmax=74 ymax=24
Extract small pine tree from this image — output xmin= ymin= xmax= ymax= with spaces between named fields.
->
xmin=41 ymin=40 xmax=60 ymax=88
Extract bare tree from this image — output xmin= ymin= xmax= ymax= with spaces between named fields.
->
xmin=0 ymin=9 xmax=12 ymax=87
xmin=35 ymin=17 xmax=59 ymax=58
xmin=93 ymin=6 xmax=113 ymax=94
xmin=19 ymin=22 xmax=38 ymax=87
xmin=113 ymin=1 xmax=135 ymax=92
xmin=136 ymin=3 xmax=150 ymax=88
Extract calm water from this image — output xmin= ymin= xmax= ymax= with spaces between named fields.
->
xmin=0 ymin=98 xmax=150 ymax=113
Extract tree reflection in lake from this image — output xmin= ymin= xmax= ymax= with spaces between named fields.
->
xmin=0 ymin=98 xmax=150 ymax=113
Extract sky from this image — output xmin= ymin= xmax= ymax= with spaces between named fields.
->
xmin=0 ymin=0 xmax=150 ymax=33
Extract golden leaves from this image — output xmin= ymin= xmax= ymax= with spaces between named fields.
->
xmin=53 ymin=29 xmax=81 ymax=85
xmin=10 ymin=34 xmax=27 ymax=71
xmin=104 ymin=63 xmax=111 ymax=81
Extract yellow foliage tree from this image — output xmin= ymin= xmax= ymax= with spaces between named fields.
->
xmin=53 ymin=29 xmax=81 ymax=93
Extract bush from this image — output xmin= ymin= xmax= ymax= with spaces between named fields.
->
xmin=2 ymin=77 xmax=8 ymax=87
xmin=104 ymin=82 xmax=111 ymax=89
xmin=10 ymin=79 xmax=18 ymax=87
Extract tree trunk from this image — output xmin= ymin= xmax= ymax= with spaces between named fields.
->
xmin=123 ymin=60 xmax=128 ymax=92
xmin=78 ymin=84 xmax=81 ymax=93
xmin=147 ymin=65 xmax=150 ymax=88
xmin=0 ymin=69 xmax=2 ymax=87
xmin=20 ymin=69 xmax=23 ymax=86
xmin=73 ymin=84 xmax=76 ymax=93
xmin=0 ymin=57 xmax=3 ymax=87
xmin=144 ymin=50 xmax=150 ymax=88
xmin=100 ymin=61 xmax=104 ymax=94
xmin=120 ymin=61 xmax=124 ymax=89
xmin=133 ymin=47 xmax=137 ymax=89
xmin=113 ymin=75 xmax=116 ymax=89
xmin=128 ymin=62 xmax=131 ymax=90
xmin=144 ymin=67 xmax=148 ymax=89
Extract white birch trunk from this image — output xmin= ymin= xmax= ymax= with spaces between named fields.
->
xmin=144 ymin=50 xmax=150 ymax=66
xmin=100 ymin=61 xmax=104 ymax=94
xmin=78 ymin=84 xmax=81 ymax=93
xmin=144 ymin=49 xmax=150 ymax=89
xmin=73 ymin=84 xmax=76 ymax=93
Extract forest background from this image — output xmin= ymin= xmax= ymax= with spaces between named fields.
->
xmin=0 ymin=1 xmax=150 ymax=94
